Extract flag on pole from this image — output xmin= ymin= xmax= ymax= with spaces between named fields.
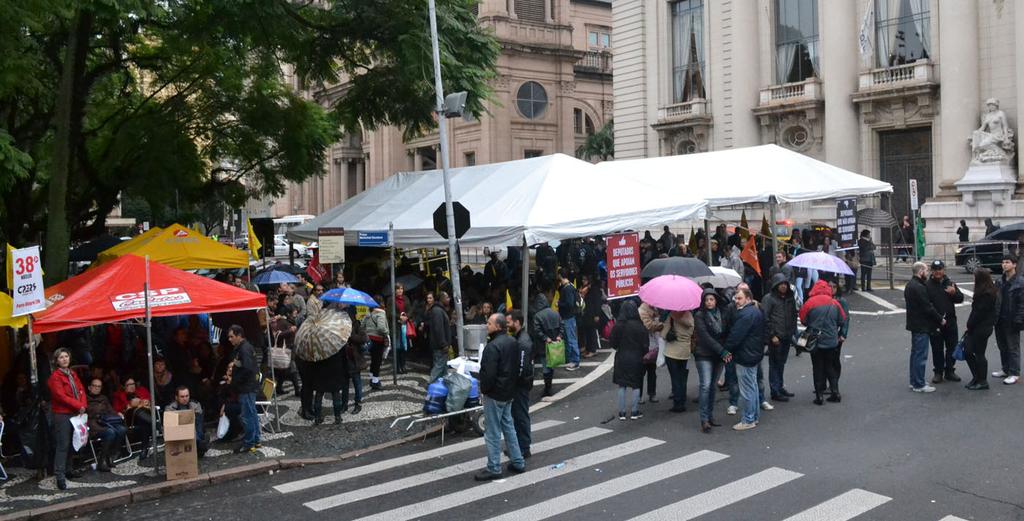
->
xmin=687 ymin=227 xmax=698 ymax=255
xmin=5 ymin=244 xmax=14 ymax=289
xmin=741 ymin=233 xmax=762 ymax=276
xmin=505 ymin=289 xmax=513 ymax=311
xmin=858 ymin=0 xmax=875 ymax=66
xmin=760 ymin=214 xmax=772 ymax=237
xmin=739 ymin=211 xmax=750 ymax=240
xmin=246 ymin=218 xmax=262 ymax=260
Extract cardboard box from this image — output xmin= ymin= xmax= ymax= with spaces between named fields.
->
xmin=163 ymin=410 xmax=195 ymax=442
xmin=163 ymin=410 xmax=198 ymax=480
xmin=164 ymin=439 xmax=199 ymax=481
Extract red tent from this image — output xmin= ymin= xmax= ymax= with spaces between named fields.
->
xmin=34 ymin=254 xmax=266 ymax=333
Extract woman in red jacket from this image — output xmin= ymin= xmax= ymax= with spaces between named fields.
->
xmin=47 ymin=348 xmax=87 ymax=490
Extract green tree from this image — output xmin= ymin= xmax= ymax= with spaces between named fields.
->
xmin=576 ymin=120 xmax=614 ymax=162
xmin=0 ymin=0 xmax=499 ymax=283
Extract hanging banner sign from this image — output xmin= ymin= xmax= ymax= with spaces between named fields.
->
xmin=836 ymin=198 xmax=858 ymax=247
xmin=606 ymin=232 xmax=641 ymax=299
xmin=318 ymin=227 xmax=345 ymax=264
xmin=11 ymin=246 xmax=45 ymax=316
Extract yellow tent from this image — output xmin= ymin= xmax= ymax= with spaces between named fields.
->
xmin=94 ymin=223 xmax=249 ymax=270
xmin=1 ymin=293 xmax=28 ymax=329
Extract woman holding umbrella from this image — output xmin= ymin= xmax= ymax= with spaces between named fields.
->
xmin=610 ymin=301 xmax=649 ymax=421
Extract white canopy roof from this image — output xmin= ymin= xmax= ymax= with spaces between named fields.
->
xmin=595 ymin=144 xmax=892 ymax=207
xmin=288 ymin=153 xmax=708 ymax=247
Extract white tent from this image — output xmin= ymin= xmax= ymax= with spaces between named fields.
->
xmin=595 ymin=144 xmax=893 ymax=207
xmin=288 ymin=154 xmax=707 ymax=247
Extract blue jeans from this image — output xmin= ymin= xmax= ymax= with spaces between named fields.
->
xmin=617 ymin=386 xmax=641 ymax=413
xmin=726 ymin=361 xmax=764 ymax=406
xmin=768 ymin=338 xmax=791 ymax=396
xmin=97 ymin=424 xmax=127 ymax=448
xmin=483 ymin=397 xmax=523 ymax=475
xmin=695 ymin=359 xmax=720 ymax=423
xmin=736 ymin=364 xmax=761 ymax=424
xmin=238 ymin=392 xmax=260 ymax=448
xmin=342 ymin=374 xmax=363 ymax=408
xmin=563 ymin=317 xmax=580 ymax=365
xmin=910 ymin=333 xmax=930 ymax=388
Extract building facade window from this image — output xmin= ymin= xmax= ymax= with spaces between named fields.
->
xmin=574 ymin=108 xmax=583 ymax=134
xmin=515 ymin=81 xmax=548 ymax=119
xmin=514 ymin=0 xmax=545 ymax=22
xmin=671 ymin=0 xmax=705 ymax=104
xmin=464 ymin=151 xmax=476 ymax=166
xmin=775 ymin=0 xmax=819 ymax=84
xmin=588 ymin=28 xmax=611 ymax=48
xmin=875 ymin=0 xmax=930 ymax=68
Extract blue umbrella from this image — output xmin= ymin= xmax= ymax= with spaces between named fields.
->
xmin=251 ymin=269 xmax=300 ymax=286
xmin=321 ymin=287 xmax=379 ymax=308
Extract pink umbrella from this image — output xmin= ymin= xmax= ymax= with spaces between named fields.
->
xmin=638 ymin=275 xmax=703 ymax=312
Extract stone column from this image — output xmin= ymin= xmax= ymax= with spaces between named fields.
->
xmin=413 ymin=148 xmax=424 ymax=171
xmin=356 ymin=160 xmax=366 ymax=193
xmin=820 ymin=0 xmax=860 ymax=172
xmin=938 ymin=0 xmax=979 ymax=193
xmin=729 ymin=0 xmax=761 ymax=148
xmin=340 ymin=159 xmax=350 ymax=202
xmin=508 ymin=0 xmax=517 ymax=19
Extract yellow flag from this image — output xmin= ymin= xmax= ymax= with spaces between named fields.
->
xmin=551 ymin=288 xmax=560 ymax=314
xmin=505 ymin=289 xmax=513 ymax=311
xmin=246 ymin=218 xmax=262 ymax=260
xmin=5 ymin=244 xmax=14 ymax=289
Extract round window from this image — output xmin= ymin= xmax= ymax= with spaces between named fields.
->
xmin=515 ymin=81 xmax=548 ymax=119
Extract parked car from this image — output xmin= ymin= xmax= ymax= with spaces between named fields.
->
xmin=955 ymin=223 xmax=1024 ymax=273
xmin=274 ymin=235 xmax=309 ymax=258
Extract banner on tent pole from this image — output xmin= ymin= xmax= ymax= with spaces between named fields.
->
xmin=836 ymin=198 xmax=858 ymax=248
xmin=606 ymin=232 xmax=641 ymax=299
xmin=318 ymin=227 xmax=345 ymax=264
xmin=11 ymin=246 xmax=45 ymax=316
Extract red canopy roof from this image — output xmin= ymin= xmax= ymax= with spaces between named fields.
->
xmin=34 ymin=255 xmax=266 ymax=333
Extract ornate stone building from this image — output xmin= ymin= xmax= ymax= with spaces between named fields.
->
xmin=614 ymin=0 xmax=1024 ymax=245
xmin=266 ymin=0 xmax=613 ymax=218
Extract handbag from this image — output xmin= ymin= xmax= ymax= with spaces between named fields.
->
xmin=795 ymin=328 xmax=819 ymax=353
xmin=101 ymin=415 xmax=125 ymax=429
xmin=953 ymin=334 xmax=967 ymax=361
xmin=643 ymin=333 xmax=660 ymax=365
xmin=545 ymin=340 xmax=566 ymax=368
xmin=216 ymin=415 xmax=230 ymax=440
xmin=405 ymin=320 xmax=417 ymax=339
xmin=270 ymin=347 xmax=293 ymax=370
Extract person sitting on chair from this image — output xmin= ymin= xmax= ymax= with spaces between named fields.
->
xmin=167 ymin=386 xmax=208 ymax=457
xmin=86 ymin=379 xmax=127 ymax=472
xmin=111 ymin=377 xmax=154 ymax=461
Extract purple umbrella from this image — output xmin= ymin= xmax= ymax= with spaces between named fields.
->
xmin=638 ymin=275 xmax=703 ymax=312
xmin=786 ymin=251 xmax=854 ymax=276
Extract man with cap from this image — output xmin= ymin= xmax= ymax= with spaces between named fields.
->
xmin=925 ymin=260 xmax=964 ymax=383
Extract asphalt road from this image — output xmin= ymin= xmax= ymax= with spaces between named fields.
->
xmin=85 ymin=303 xmax=1023 ymax=521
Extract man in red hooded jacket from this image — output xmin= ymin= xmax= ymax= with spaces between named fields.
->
xmin=799 ymin=280 xmax=847 ymax=405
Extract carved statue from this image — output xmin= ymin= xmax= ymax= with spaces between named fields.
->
xmin=969 ymin=98 xmax=1015 ymax=165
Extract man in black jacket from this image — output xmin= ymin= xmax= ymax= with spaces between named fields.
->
xmin=904 ymin=262 xmax=942 ymax=393
xmin=925 ymin=260 xmax=965 ymax=383
xmin=995 ymin=255 xmax=1024 ymax=384
xmin=227 ymin=325 xmax=261 ymax=453
xmin=475 ymin=314 xmax=526 ymax=481
xmin=762 ymin=274 xmax=798 ymax=402
xmin=508 ymin=310 xmax=534 ymax=458
xmin=427 ymin=292 xmax=452 ymax=382
xmin=724 ymin=288 xmax=765 ymax=431
xmin=529 ymin=293 xmax=563 ymax=397
xmin=557 ymin=269 xmax=581 ymax=371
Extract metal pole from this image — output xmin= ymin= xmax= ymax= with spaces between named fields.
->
xmin=27 ymin=316 xmax=38 ymax=389
xmin=703 ymin=218 xmax=712 ymax=265
xmin=264 ymin=316 xmax=280 ymax=431
xmin=143 ymin=256 xmax=159 ymax=462
xmin=521 ymin=236 xmax=529 ymax=335
xmin=389 ymin=222 xmax=399 ymax=386
xmin=769 ymin=197 xmax=779 ymax=257
xmin=428 ymin=0 xmax=466 ymax=356
xmin=885 ymin=193 xmax=895 ymax=290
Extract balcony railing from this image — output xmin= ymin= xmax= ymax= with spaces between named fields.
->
xmin=656 ymin=99 xmax=708 ymax=122
xmin=858 ymin=59 xmax=935 ymax=91
xmin=758 ymin=78 xmax=823 ymax=106
xmin=575 ymin=51 xmax=612 ymax=74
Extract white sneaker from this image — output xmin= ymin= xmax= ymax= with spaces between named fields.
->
xmin=1004 ymin=375 xmax=1019 ymax=385
xmin=761 ymin=401 xmax=774 ymax=411
xmin=726 ymin=405 xmax=738 ymax=415
xmin=732 ymin=422 xmax=757 ymax=431
xmin=993 ymin=370 xmax=1007 ymax=378
xmin=912 ymin=385 xmax=936 ymax=393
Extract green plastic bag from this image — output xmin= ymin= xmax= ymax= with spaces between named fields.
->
xmin=545 ymin=340 xmax=566 ymax=369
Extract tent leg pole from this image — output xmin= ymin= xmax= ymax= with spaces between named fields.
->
xmin=521 ymin=237 xmax=529 ymax=336
xmin=769 ymin=197 xmax=779 ymax=257
xmin=264 ymin=317 xmax=280 ymax=432
xmin=27 ymin=317 xmax=38 ymax=391
xmin=143 ymin=256 xmax=160 ymax=466
xmin=704 ymin=218 xmax=712 ymax=265
xmin=885 ymin=193 xmax=895 ymax=290
xmin=389 ymin=222 xmax=399 ymax=386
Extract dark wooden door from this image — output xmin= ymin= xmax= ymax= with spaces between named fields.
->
xmin=879 ymin=127 xmax=932 ymax=243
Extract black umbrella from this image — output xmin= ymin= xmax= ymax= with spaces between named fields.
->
xmin=68 ymin=235 xmax=124 ymax=262
xmin=856 ymin=208 xmax=897 ymax=228
xmin=640 ymin=257 xmax=714 ymax=280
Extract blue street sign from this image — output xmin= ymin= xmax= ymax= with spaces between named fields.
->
xmin=357 ymin=230 xmax=390 ymax=247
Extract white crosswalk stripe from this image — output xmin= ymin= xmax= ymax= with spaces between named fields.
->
xmin=781 ymin=489 xmax=891 ymax=521
xmin=482 ymin=449 xmax=729 ymax=521
xmin=628 ymin=467 xmax=804 ymax=521
xmin=273 ymin=419 xmax=563 ymax=494
xmin=343 ymin=436 xmax=666 ymax=521
xmin=303 ymin=426 xmax=612 ymax=512
xmin=937 ymin=516 xmax=969 ymax=521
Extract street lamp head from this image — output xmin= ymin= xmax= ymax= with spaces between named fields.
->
xmin=442 ymin=91 xmax=468 ymax=118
